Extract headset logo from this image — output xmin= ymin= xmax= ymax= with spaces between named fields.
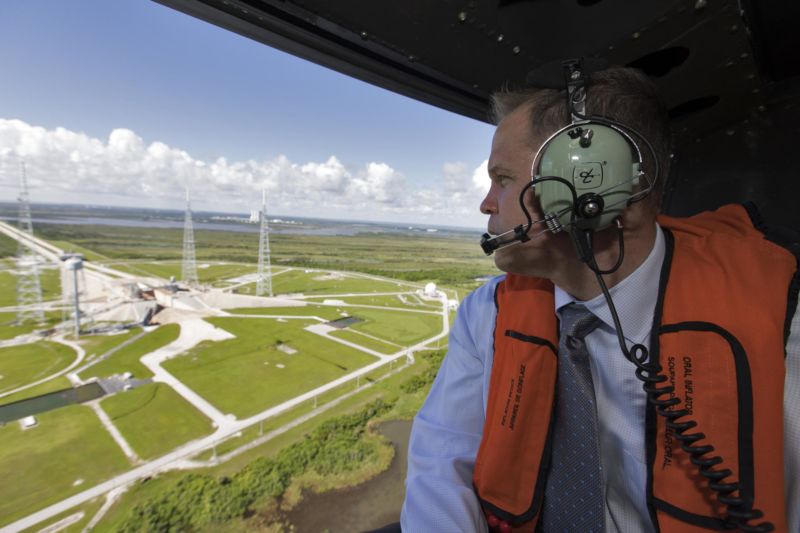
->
xmin=573 ymin=162 xmax=603 ymax=189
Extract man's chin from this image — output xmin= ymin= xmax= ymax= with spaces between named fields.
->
xmin=492 ymin=247 xmax=517 ymax=273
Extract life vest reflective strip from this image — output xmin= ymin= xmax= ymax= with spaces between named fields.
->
xmin=472 ymin=204 xmax=796 ymax=532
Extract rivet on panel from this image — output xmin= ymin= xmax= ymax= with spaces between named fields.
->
xmin=632 ymin=32 xmax=641 ymax=39
xmin=747 ymin=73 xmax=756 ymax=80
xmin=497 ymin=33 xmax=504 ymax=42
xmin=458 ymin=11 xmax=467 ymax=22
xmin=408 ymin=55 xmax=416 ymax=62
xmin=695 ymin=0 xmax=707 ymax=9
xmin=730 ymin=24 xmax=738 ymax=33
xmin=740 ymin=52 xmax=749 ymax=59
xmin=725 ymin=129 xmax=735 ymax=136
xmin=757 ymin=105 xmax=766 ymax=112
xmin=512 ymin=45 xmax=521 ymax=54
xmin=360 ymin=31 xmax=368 ymax=40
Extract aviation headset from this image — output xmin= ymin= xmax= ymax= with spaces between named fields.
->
xmin=480 ymin=59 xmax=775 ymax=532
xmin=480 ymin=58 xmax=658 ymax=265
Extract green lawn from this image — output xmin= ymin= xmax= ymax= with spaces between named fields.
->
xmin=329 ymin=329 xmax=400 ymax=354
xmin=0 ymin=311 xmax=64 ymax=341
xmin=241 ymin=269 xmax=409 ymax=296
xmin=348 ymin=307 xmax=443 ymax=346
xmin=0 ymin=342 xmax=76 ymax=394
xmin=0 ymin=376 xmax=72 ymax=405
xmin=0 ymin=232 xmax=16 ymax=258
xmin=163 ymin=317 xmax=377 ymax=418
xmin=0 ymin=405 xmax=131 ymax=527
xmin=100 ymin=383 xmax=214 ymax=460
xmin=110 ymin=261 xmax=255 ymax=284
xmin=0 ymin=268 xmax=61 ymax=307
xmin=78 ymin=328 xmax=141 ymax=360
xmin=78 ymin=324 xmax=180 ymax=381
xmin=226 ymin=303 xmax=344 ymax=321
xmin=307 ymin=292 xmax=442 ymax=310
xmin=18 ymin=496 xmax=106 ymax=533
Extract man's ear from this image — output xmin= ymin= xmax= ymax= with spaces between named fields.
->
xmin=522 ymin=185 xmax=543 ymax=219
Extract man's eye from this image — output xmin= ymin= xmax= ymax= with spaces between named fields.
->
xmin=496 ymin=175 xmax=511 ymax=186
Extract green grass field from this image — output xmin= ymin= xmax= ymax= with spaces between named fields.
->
xmin=0 ymin=233 xmax=16 ymax=258
xmin=0 ymin=268 xmax=61 ymax=307
xmin=19 ymin=496 xmax=106 ymax=533
xmin=78 ymin=328 xmax=142 ymax=361
xmin=314 ymin=292 xmax=442 ymax=309
xmin=100 ymin=383 xmax=214 ymax=460
xmin=0 ymin=376 xmax=72 ymax=405
xmin=0 ymin=405 xmax=131 ymax=527
xmin=226 ymin=303 xmax=345 ymax=320
xmin=237 ymin=268 xmax=409 ymax=296
xmin=33 ymin=222 xmax=497 ymax=290
xmin=347 ymin=307 xmax=443 ymax=346
xmin=0 ymin=341 xmax=76 ymax=394
xmin=329 ymin=329 xmax=400 ymax=354
xmin=163 ymin=317 xmax=377 ymax=418
xmin=78 ymin=324 xmax=180 ymax=381
xmin=0 ymin=312 xmax=39 ymax=340
xmin=110 ymin=261 xmax=256 ymax=284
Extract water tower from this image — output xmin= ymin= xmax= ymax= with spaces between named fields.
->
xmin=61 ymin=253 xmax=85 ymax=338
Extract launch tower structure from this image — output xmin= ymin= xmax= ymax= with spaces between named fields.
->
xmin=256 ymin=189 xmax=273 ymax=297
xmin=15 ymin=162 xmax=45 ymax=324
xmin=181 ymin=187 xmax=199 ymax=287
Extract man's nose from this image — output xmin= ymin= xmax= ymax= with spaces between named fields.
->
xmin=480 ymin=189 xmax=497 ymax=215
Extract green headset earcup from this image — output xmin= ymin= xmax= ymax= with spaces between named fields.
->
xmin=535 ymin=124 xmax=638 ymax=231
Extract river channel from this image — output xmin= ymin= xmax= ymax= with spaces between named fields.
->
xmin=285 ymin=419 xmax=411 ymax=532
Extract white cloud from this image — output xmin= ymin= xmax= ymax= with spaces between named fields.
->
xmin=0 ymin=119 xmax=488 ymax=227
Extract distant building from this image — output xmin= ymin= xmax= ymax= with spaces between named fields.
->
xmin=249 ymin=210 xmax=261 ymax=223
xmin=424 ymin=282 xmax=438 ymax=298
xmin=20 ymin=416 xmax=37 ymax=429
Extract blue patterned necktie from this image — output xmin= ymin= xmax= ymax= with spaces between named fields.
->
xmin=540 ymin=304 xmax=605 ymax=533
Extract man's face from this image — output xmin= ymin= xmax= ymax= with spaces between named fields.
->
xmin=480 ymin=105 xmax=563 ymax=275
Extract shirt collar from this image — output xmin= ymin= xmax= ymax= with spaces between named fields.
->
xmin=554 ymin=223 xmax=665 ymax=345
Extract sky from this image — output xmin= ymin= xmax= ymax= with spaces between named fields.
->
xmin=0 ymin=0 xmax=495 ymax=228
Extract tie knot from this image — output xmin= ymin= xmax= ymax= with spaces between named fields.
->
xmin=560 ymin=304 xmax=602 ymax=340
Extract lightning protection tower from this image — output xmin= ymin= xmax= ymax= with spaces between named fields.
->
xmin=181 ymin=187 xmax=199 ymax=287
xmin=256 ymin=189 xmax=273 ymax=297
xmin=15 ymin=162 xmax=45 ymax=324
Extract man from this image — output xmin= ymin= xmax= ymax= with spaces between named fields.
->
xmin=401 ymin=67 xmax=799 ymax=532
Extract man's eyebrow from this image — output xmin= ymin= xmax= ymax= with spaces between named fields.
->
xmin=488 ymin=165 xmax=514 ymax=176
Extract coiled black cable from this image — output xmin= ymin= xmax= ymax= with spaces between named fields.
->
xmin=584 ymin=234 xmax=775 ymax=533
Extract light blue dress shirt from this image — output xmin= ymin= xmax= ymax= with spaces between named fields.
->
xmin=402 ymin=224 xmax=800 ymax=532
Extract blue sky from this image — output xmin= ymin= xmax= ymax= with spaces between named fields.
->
xmin=0 ymin=0 xmax=495 ymax=227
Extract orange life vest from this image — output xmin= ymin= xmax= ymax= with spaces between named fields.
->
xmin=472 ymin=204 xmax=798 ymax=532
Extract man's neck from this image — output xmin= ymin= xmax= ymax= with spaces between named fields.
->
xmin=549 ymin=221 xmax=658 ymax=301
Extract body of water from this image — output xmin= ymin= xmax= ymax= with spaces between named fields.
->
xmin=0 ymin=382 xmax=105 ymax=424
xmin=0 ymin=214 xmax=477 ymax=238
xmin=285 ymin=419 xmax=411 ymax=532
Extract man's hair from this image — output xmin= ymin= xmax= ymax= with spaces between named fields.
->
xmin=490 ymin=66 xmax=672 ymax=210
